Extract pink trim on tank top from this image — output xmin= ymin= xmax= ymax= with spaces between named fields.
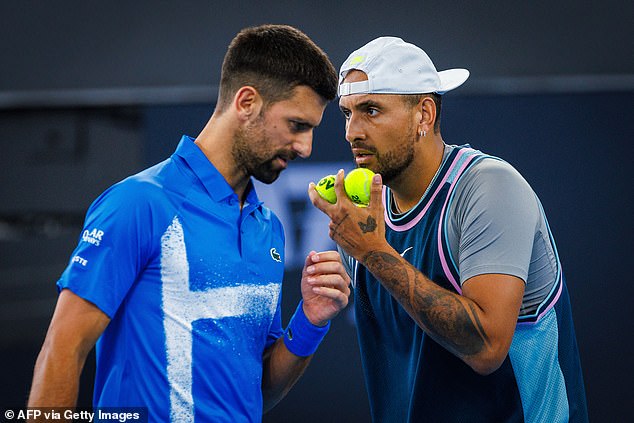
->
xmin=385 ymin=149 xmax=471 ymax=232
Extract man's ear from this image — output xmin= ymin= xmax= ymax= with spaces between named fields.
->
xmin=419 ymin=96 xmax=437 ymax=135
xmin=233 ymin=86 xmax=263 ymax=122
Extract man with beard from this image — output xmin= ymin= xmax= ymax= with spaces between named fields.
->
xmin=29 ymin=25 xmax=350 ymax=422
xmin=309 ymin=37 xmax=588 ymax=422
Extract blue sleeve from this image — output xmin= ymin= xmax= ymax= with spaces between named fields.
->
xmin=57 ymin=179 xmax=157 ymax=318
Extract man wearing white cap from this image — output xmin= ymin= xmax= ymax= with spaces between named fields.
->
xmin=309 ymin=37 xmax=588 ymax=422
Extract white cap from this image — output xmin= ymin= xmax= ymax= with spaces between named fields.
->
xmin=339 ymin=36 xmax=469 ymax=96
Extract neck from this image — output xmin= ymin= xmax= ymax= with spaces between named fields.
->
xmin=390 ymin=135 xmax=445 ymax=213
xmin=195 ymin=112 xmax=250 ymax=202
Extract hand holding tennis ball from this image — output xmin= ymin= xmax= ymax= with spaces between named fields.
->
xmin=315 ymin=168 xmax=375 ymax=207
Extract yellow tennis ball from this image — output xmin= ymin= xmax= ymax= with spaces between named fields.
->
xmin=344 ymin=168 xmax=375 ymax=207
xmin=315 ymin=174 xmax=337 ymax=204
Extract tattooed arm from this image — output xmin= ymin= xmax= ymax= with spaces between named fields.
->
xmin=362 ymin=250 xmax=524 ymax=374
xmin=308 ymin=170 xmax=524 ymax=375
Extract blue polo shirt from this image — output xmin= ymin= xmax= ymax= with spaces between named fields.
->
xmin=58 ymin=135 xmax=286 ymax=422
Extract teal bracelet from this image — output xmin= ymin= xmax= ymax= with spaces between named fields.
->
xmin=283 ymin=300 xmax=330 ymax=357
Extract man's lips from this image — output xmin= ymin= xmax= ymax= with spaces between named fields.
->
xmin=274 ymin=156 xmax=288 ymax=168
xmin=274 ymin=152 xmax=296 ymax=169
xmin=352 ymin=148 xmax=375 ymax=164
xmin=352 ymin=148 xmax=375 ymax=157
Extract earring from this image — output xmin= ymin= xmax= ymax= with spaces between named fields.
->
xmin=419 ymin=130 xmax=423 ymax=138
xmin=422 ymin=130 xmax=427 ymax=137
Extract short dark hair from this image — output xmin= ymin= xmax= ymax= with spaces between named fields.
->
xmin=402 ymin=93 xmax=443 ymax=133
xmin=216 ymin=24 xmax=337 ymax=112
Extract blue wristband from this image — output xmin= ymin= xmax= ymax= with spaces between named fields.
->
xmin=283 ymin=300 xmax=330 ymax=357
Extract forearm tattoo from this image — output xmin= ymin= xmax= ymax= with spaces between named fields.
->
xmin=363 ymin=251 xmax=491 ymax=357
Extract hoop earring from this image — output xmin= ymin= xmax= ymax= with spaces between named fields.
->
xmin=422 ymin=130 xmax=427 ymax=137
xmin=419 ymin=130 xmax=423 ymax=138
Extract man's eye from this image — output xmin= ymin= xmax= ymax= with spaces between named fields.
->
xmin=367 ymin=108 xmax=379 ymax=116
xmin=341 ymin=110 xmax=351 ymax=119
xmin=291 ymin=121 xmax=309 ymax=132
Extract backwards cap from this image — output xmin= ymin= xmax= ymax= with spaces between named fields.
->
xmin=339 ymin=36 xmax=469 ymax=96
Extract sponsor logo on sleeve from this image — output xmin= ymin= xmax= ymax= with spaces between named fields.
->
xmin=82 ymin=228 xmax=104 ymax=246
xmin=72 ymin=255 xmax=88 ymax=266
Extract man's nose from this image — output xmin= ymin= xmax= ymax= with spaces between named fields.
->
xmin=292 ymin=132 xmax=313 ymax=159
xmin=345 ymin=114 xmax=365 ymax=144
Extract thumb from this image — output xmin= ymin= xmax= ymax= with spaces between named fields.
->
xmin=369 ymin=173 xmax=383 ymax=210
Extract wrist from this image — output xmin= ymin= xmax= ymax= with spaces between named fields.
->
xmin=302 ymin=302 xmax=328 ymax=327
xmin=361 ymin=244 xmax=398 ymax=267
xmin=283 ymin=300 xmax=330 ymax=357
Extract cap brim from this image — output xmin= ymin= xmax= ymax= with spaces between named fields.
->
xmin=437 ymin=69 xmax=470 ymax=94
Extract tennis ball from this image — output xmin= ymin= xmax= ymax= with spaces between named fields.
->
xmin=344 ymin=168 xmax=375 ymax=207
xmin=315 ymin=174 xmax=337 ymax=204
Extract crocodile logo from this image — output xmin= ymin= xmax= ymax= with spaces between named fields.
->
xmin=270 ymin=248 xmax=282 ymax=263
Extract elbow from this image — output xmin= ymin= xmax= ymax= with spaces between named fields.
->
xmin=466 ymin=350 xmax=508 ymax=376
xmin=470 ymin=359 xmax=503 ymax=376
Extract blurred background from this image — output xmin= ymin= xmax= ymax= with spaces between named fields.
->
xmin=1 ymin=1 xmax=632 ymax=422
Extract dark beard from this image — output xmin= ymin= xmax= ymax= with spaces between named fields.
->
xmin=232 ymin=122 xmax=287 ymax=185
xmin=251 ymin=158 xmax=283 ymax=184
xmin=374 ymin=145 xmax=415 ymax=185
xmin=354 ymin=123 xmax=417 ymax=186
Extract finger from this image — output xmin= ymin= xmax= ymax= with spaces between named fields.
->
xmin=306 ymin=274 xmax=350 ymax=289
xmin=310 ymin=250 xmax=343 ymax=264
xmin=308 ymin=275 xmax=350 ymax=295
xmin=308 ymin=182 xmax=332 ymax=214
xmin=311 ymin=286 xmax=350 ymax=305
xmin=305 ymin=250 xmax=317 ymax=265
xmin=369 ymin=173 xmax=383 ymax=211
xmin=306 ymin=251 xmax=347 ymax=274
xmin=306 ymin=272 xmax=351 ymax=295
xmin=302 ymin=250 xmax=318 ymax=275
xmin=305 ymin=261 xmax=347 ymax=278
xmin=333 ymin=169 xmax=349 ymax=205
